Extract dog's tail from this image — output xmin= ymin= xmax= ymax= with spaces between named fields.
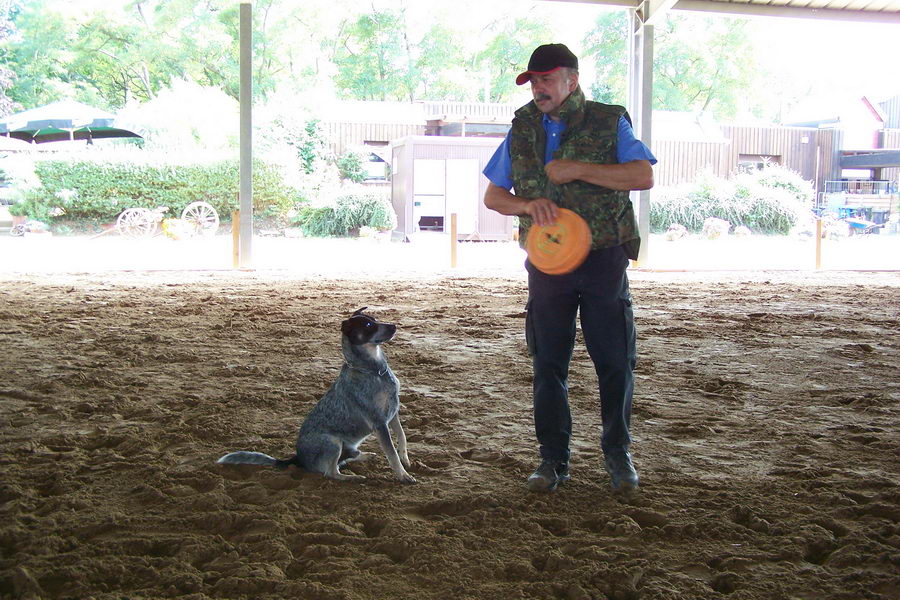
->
xmin=216 ymin=451 xmax=299 ymax=469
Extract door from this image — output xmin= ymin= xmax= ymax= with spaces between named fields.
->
xmin=413 ymin=159 xmax=446 ymax=231
xmin=446 ymin=159 xmax=479 ymax=236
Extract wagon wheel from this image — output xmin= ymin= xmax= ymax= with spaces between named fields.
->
xmin=181 ymin=201 xmax=219 ymax=237
xmin=116 ymin=207 xmax=157 ymax=239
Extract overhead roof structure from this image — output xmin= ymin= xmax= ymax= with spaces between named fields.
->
xmin=554 ymin=0 xmax=900 ymax=24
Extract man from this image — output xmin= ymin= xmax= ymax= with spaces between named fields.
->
xmin=483 ymin=43 xmax=656 ymax=493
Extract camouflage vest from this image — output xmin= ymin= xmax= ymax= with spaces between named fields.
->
xmin=510 ymin=86 xmax=640 ymax=257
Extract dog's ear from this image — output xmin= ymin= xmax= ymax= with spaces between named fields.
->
xmin=341 ymin=318 xmax=354 ymax=337
xmin=352 ymin=307 xmax=368 ymax=316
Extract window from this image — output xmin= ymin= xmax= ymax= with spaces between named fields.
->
xmin=363 ymin=141 xmax=390 ymax=180
xmin=738 ymin=154 xmax=780 ymax=173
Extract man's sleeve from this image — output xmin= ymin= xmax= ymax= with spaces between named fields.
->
xmin=482 ymin=132 xmax=514 ymax=190
xmin=616 ymin=116 xmax=657 ymax=165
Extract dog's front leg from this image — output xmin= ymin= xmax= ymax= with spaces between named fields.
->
xmin=388 ymin=414 xmax=411 ymax=469
xmin=374 ymin=423 xmax=416 ymax=484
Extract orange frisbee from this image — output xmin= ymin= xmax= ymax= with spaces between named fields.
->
xmin=525 ymin=208 xmax=592 ymax=275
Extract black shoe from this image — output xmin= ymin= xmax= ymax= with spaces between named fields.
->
xmin=527 ymin=460 xmax=570 ymax=492
xmin=604 ymin=450 xmax=639 ymax=492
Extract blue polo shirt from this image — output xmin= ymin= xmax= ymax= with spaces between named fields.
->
xmin=483 ymin=115 xmax=657 ymax=190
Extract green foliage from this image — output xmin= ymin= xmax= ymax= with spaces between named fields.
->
xmin=336 ymin=150 xmax=366 ymax=183
xmin=654 ymin=16 xmax=757 ymax=119
xmin=651 ymin=165 xmax=814 ymax=235
xmin=583 ymin=12 xmax=764 ymax=119
xmin=582 ymin=12 xmax=628 ymax=105
xmin=292 ymin=189 xmax=395 ymax=237
xmin=415 ymin=23 xmax=468 ymax=101
xmin=333 ymin=190 xmax=396 ymax=232
xmin=292 ymin=205 xmax=339 ymax=237
xmin=332 ymin=9 xmax=413 ymax=101
xmin=7 ymin=196 xmax=29 ymax=217
xmin=0 ymin=0 xmax=285 ymax=108
xmin=473 ymin=18 xmax=549 ymax=103
xmin=296 ymin=120 xmax=331 ymax=174
xmin=14 ymin=155 xmax=298 ymax=224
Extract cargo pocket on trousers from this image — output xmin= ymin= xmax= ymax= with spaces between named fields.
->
xmin=525 ymin=299 xmax=536 ymax=357
xmin=621 ymin=292 xmax=637 ymax=369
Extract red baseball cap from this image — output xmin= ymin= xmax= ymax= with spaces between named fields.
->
xmin=515 ymin=43 xmax=579 ymax=86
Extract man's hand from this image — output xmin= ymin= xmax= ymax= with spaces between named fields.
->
xmin=524 ymin=197 xmax=559 ymax=227
xmin=484 ymin=183 xmax=558 ymax=227
xmin=545 ymin=159 xmax=654 ymax=191
xmin=544 ymin=159 xmax=583 ymax=185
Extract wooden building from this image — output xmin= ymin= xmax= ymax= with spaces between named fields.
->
xmin=321 ymin=100 xmax=840 ymax=192
xmin=389 ymin=136 xmax=511 ymax=241
xmin=316 ymin=98 xmax=898 ymax=239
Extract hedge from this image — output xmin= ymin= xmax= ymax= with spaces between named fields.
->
xmin=650 ymin=166 xmax=815 ymax=235
xmin=16 ymin=156 xmax=299 ymax=225
xmin=292 ymin=190 xmax=396 ymax=237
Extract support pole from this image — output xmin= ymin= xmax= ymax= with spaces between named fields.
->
xmin=450 ymin=213 xmax=458 ymax=268
xmin=232 ymin=210 xmax=240 ymax=268
xmin=628 ymin=10 xmax=654 ymax=268
xmin=238 ymin=2 xmax=253 ymax=268
xmin=815 ymin=218 xmax=823 ymax=270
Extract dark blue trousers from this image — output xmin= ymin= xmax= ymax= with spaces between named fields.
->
xmin=525 ymin=244 xmax=637 ymax=462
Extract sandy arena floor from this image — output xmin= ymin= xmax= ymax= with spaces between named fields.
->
xmin=0 ymin=237 xmax=898 ymax=599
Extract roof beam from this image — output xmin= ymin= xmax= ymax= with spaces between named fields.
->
xmin=840 ymin=151 xmax=900 ymax=168
xmin=672 ymin=0 xmax=900 ymax=24
xmin=543 ymin=0 xmax=900 ymax=24
xmin=639 ymin=0 xmax=680 ymax=24
xmin=546 ymin=0 xmax=641 ymax=8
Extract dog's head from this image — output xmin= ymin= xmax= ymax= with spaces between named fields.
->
xmin=341 ymin=307 xmax=396 ymax=345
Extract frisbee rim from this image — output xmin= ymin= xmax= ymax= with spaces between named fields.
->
xmin=525 ymin=208 xmax=591 ymax=275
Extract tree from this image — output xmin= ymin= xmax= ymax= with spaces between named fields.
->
xmin=654 ymin=15 xmax=758 ymax=119
xmin=2 ymin=0 xmax=74 ymax=109
xmin=331 ymin=8 xmax=413 ymax=101
xmin=0 ymin=0 xmax=20 ymax=116
xmin=472 ymin=17 xmax=549 ymax=103
xmin=415 ymin=23 xmax=468 ymax=101
xmin=582 ymin=11 xmax=765 ymax=119
xmin=0 ymin=0 xmax=287 ymax=109
xmin=582 ymin=11 xmax=628 ymax=105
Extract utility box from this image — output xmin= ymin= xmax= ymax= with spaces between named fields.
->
xmin=390 ymin=135 xmax=513 ymax=241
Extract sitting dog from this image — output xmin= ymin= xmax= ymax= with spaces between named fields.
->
xmin=217 ymin=307 xmax=415 ymax=484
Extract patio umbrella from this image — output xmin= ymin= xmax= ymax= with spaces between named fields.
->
xmin=0 ymin=99 xmax=145 ymax=143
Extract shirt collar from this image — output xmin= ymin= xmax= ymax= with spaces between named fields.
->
xmin=543 ymin=113 xmax=565 ymax=130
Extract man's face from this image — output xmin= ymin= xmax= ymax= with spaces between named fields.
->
xmin=530 ymin=68 xmax=578 ymax=119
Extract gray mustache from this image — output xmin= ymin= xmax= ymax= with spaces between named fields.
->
xmin=535 ymin=93 xmax=551 ymax=102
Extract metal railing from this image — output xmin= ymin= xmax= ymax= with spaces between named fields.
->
xmin=824 ymin=180 xmax=892 ymax=195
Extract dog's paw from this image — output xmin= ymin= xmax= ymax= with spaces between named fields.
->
xmin=400 ymin=455 xmax=412 ymax=470
xmin=359 ymin=452 xmax=378 ymax=463
xmin=397 ymin=471 xmax=417 ymax=484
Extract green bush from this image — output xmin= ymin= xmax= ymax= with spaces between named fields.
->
xmin=336 ymin=150 xmax=366 ymax=183
xmin=651 ymin=166 xmax=814 ymax=235
xmin=293 ymin=190 xmax=396 ymax=237
xmin=293 ymin=206 xmax=341 ymax=237
xmin=15 ymin=156 xmax=300 ymax=225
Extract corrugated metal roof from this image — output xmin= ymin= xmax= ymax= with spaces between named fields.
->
xmin=560 ymin=0 xmax=900 ymax=22
xmin=672 ymin=0 xmax=900 ymax=23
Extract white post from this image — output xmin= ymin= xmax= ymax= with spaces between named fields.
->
xmin=628 ymin=11 xmax=654 ymax=267
xmin=239 ymin=2 xmax=253 ymax=268
xmin=450 ymin=213 xmax=458 ymax=268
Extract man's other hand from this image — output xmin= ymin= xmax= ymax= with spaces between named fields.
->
xmin=525 ymin=197 xmax=559 ymax=227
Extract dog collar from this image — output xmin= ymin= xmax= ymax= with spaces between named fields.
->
xmin=347 ymin=363 xmax=389 ymax=377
